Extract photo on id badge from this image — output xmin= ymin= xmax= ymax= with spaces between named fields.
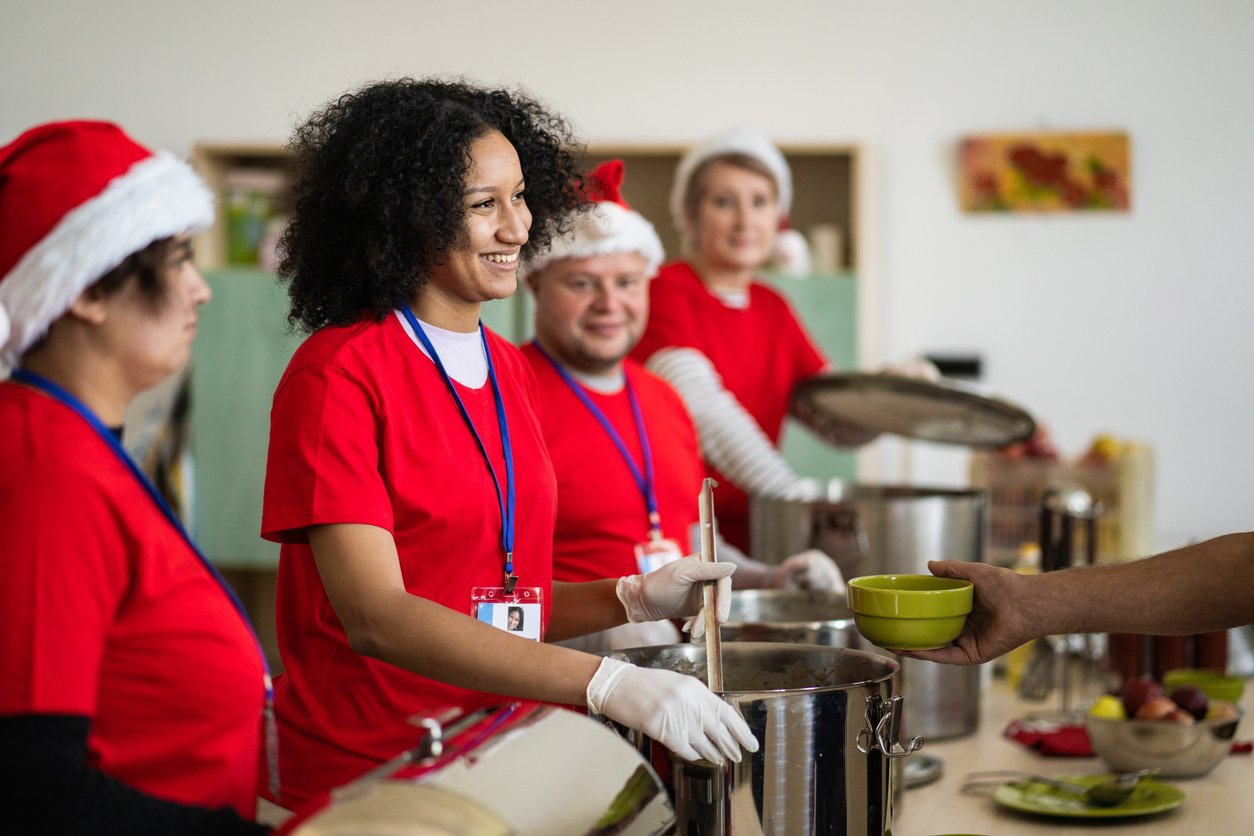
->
xmin=472 ymin=587 xmax=542 ymax=641
xmin=635 ymin=537 xmax=683 ymax=574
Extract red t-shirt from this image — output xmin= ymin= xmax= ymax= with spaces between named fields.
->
xmin=0 ymin=381 xmax=265 ymax=817
xmin=261 ymin=315 xmax=557 ymax=809
xmin=523 ymin=345 xmax=704 ymax=582
xmin=630 ymin=261 xmax=827 ymax=549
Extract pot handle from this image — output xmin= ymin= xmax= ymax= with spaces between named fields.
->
xmin=332 ymin=703 xmax=509 ymax=801
xmin=856 ymin=694 xmax=924 ymax=759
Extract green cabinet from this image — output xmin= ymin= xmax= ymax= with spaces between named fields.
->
xmin=767 ymin=272 xmax=859 ymax=483
xmin=189 ymin=269 xmax=300 ymax=568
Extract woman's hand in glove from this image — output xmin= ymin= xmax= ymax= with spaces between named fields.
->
xmin=586 ymin=657 xmax=758 ymax=765
xmin=617 ymin=554 xmax=734 ymax=624
xmin=770 ymin=549 xmax=845 ymax=591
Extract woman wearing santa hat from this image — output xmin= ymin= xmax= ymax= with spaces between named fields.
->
xmin=630 ymin=128 xmax=875 ymax=553
xmin=259 ymin=78 xmax=755 ymax=811
xmin=0 ymin=121 xmax=271 ymax=832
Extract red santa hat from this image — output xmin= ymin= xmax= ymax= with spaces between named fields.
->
xmin=0 ymin=120 xmax=213 ymax=365
xmin=669 ymin=126 xmax=810 ymax=275
xmin=519 ymin=159 xmax=664 ymax=281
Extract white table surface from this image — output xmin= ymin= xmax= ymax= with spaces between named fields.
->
xmin=896 ymin=677 xmax=1254 ymax=835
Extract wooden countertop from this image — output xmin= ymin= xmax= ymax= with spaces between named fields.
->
xmin=897 ymin=677 xmax=1254 ymax=835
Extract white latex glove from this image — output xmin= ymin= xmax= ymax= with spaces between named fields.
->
xmin=770 ymin=549 xmax=846 ymax=592
xmin=617 ymin=554 xmax=734 ymax=624
xmin=586 ymin=657 xmax=759 ymax=765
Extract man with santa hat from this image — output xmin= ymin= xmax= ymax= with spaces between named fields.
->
xmin=520 ymin=160 xmax=843 ymax=652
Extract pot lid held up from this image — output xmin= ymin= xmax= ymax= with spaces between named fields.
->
xmin=791 ymin=372 xmax=1035 ymax=448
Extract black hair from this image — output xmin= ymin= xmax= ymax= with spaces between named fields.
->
xmin=90 ymin=236 xmax=179 ymax=307
xmin=279 ymin=77 xmax=584 ymax=333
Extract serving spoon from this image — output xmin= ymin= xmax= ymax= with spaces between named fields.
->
xmin=963 ymin=768 xmax=1159 ymax=807
xmin=697 ymin=478 xmax=723 ymax=693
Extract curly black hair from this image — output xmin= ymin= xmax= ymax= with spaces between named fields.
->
xmin=279 ymin=77 xmax=584 ymax=332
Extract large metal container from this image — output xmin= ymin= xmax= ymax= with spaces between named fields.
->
xmin=722 ymin=590 xmax=909 ymax=813
xmin=751 ymin=482 xmax=986 ymax=740
xmin=293 ymin=702 xmax=674 ymax=835
xmin=723 ymin=588 xmax=861 ymax=647
xmin=603 ymin=642 xmax=916 ymax=836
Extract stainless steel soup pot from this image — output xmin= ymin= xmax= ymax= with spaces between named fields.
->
xmin=751 ymin=482 xmax=986 ymax=740
xmin=598 ymin=642 xmax=919 ymax=835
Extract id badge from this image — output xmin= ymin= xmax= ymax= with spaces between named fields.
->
xmin=634 ymin=537 xmax=683 ymax=575
xmin=471 ymin=586 xmax=543 ymax=641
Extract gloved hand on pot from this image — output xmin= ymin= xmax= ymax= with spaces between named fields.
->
xmin=586 ymin=657 xmax=758 ymax=765
xmin=617 ymin=554 xmax=734 ymax=631
xmin=711 ymin=539 xmax=844 ymax=594
xmin=770 ymin=549 xmax=845 ymax=591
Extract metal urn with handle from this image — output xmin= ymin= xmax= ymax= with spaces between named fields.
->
xmin=750 ymin=481 xmax=986 ymax=741
xmin=597 ymin=642 xmax=915 ymax=835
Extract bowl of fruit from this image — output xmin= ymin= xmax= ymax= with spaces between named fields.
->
xmin=1086 ymin=675 xmax=1243 ymax=778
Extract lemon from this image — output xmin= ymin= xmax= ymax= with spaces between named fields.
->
xmin=1088 ymin=694 xmax=1126 ymax=720
xmin=1091 ymin=434 xmax=1121 ymax=460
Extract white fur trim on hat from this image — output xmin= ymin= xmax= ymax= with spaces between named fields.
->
xmin=0 ymin=151 xmax=213 ymax=366
xmin=520 ymin=201 xmax=664 ymax=281
xmin=771 ymin=228 xmax=812 ymax=277
xmin=669 ymin=127 xmax=793 ymax=235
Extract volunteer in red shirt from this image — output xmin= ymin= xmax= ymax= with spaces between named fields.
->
xmin=0 ymin=121 xmax=271 ymax=834
xmin=260 ymin=79 xmax=756 ymax=811
xmin=630 ymin=128 xmax=875 ymax=552
xmin=521 ymin=160 xmax=845 ymax=652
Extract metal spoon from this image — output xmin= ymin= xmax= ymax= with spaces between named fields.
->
xmin=963 ymin=768 xmax=1158 ymax=807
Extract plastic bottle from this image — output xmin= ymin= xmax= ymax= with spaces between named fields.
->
xmin=1004 ymin=541 xmax=1041 ymax=688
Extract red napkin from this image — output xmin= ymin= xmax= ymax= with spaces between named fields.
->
xmin=1005 ymin=719 xmax=1253 ymax=757
xmin=1004 ymin=719 xmax=1094 ymax=756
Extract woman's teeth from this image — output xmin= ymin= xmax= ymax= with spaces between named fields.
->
xmin=483 ymin=253 xmax=518 ymax=264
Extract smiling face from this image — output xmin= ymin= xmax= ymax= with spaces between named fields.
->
xmin=529 ymin=250 xmax=650 ymax=376
xmin=418 ymin=130 xmax=531 ymax=331
xmin=688 ymin=159 xmax=780 ymax=275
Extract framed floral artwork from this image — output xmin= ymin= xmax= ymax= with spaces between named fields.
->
xmin=958 ymin=131 xmax=1130 ymax=213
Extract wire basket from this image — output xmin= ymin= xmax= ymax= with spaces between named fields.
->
xmin=970 ymin=444 xmax=1155 ymax=567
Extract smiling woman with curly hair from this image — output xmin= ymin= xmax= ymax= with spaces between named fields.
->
xmin=280 ymin=78 xmax=580 ymax=331
xmin=259 ymin=77 xmax=755 ymax=814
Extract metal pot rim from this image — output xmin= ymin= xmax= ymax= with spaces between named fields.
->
xmin=758 ymin=480 xmax=986 ymax=504
xmin=608 ymin=641 xmax=900 ymax=696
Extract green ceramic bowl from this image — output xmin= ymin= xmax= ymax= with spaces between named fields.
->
xmin=847 ymin=574 xmax=973 ymax=650
xmin=1163 ymin=668 xmax=1245 ymax=703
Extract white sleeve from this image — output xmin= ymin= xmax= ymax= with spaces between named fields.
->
xmin=645 ymin=347 xmax=805 ymax=500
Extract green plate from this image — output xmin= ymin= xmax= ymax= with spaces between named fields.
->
xmin=992 ymin=774 xmax=1184 ymax=819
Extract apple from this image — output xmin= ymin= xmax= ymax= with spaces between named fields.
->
xmin=1122 ymin=676 xmax=1165 ymax=716
xmin=1135 ymin=695 xmax=1178 ymax=720
xmin=1206 ymin=700 xmax=1241 ymax=721
xmin=1169 ymin=685 xmax=1210 ymax=720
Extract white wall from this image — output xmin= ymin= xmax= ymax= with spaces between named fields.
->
xmin=5 ymin=0 xmax=1252 ymax=550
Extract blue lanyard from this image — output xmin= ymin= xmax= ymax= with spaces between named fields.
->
xmin=11 ymin=368 xmax=280 ymax=796
xmin=400 ymin=307 xmax=518 ymax=592
xmin=530 ymin=340 xmax=662 ymax=538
